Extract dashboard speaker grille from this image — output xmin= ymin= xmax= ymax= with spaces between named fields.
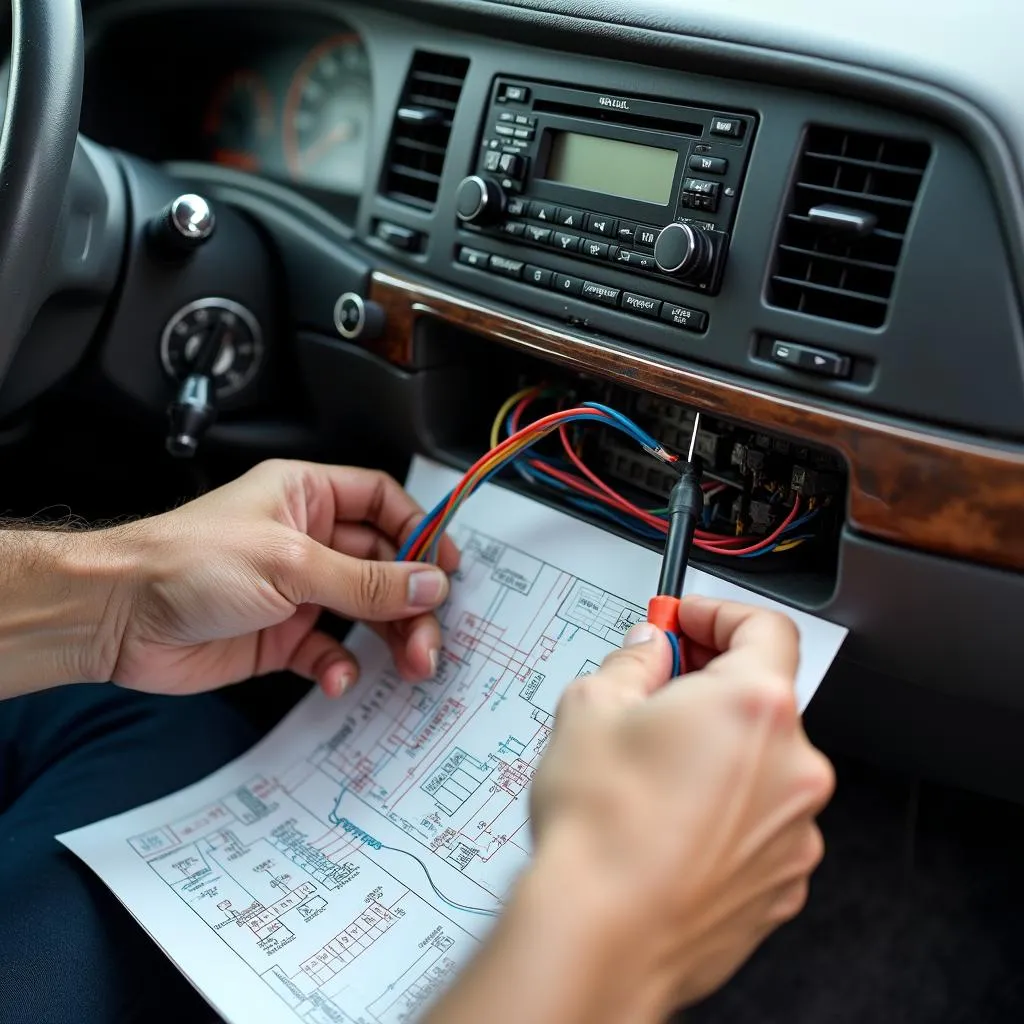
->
xmin=768 ymin=125 xmax=931 ymax=328
xmin=382 ymin=51 xmax=470 ymax=210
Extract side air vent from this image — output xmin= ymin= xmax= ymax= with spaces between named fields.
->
xmin=382 ymin=52 xmax=470 ymax=210
xmin=768 ymin=126 xmax=931 ymax=328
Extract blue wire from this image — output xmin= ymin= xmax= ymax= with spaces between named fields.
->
xmin=666 ymin=631 xmax=682 ymax=676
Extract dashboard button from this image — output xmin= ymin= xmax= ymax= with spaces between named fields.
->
xmin=529 ymin=201 xmax=557 ymax=224
xmin=524 ymin=265 xmax=554 ymax=288
xmin=495 ymin=125 xmax=516 ymax=137
xmin=634 ymin=253 xmax=657 ymax=271
xmin=581 ymin=238 xmax=610 ymax=260
xmin=458 ymin=246 xmax=491 ymax=269
xmin=612 ymin=248 xmax=639 ymax=266
xmin=514 ymin=114 xmax=531 ymax=126
xmin=771 ymin=340 xmax=851 ymax=378
xmin=500 ymin=221 xmax=526 ymax=237
xmin=525 ymin=224 xmax=552 ymax=244
xmin=581 ymin=281 xmax=620 ymax=307
xmin=557 ymin=207 xmax=585 ymax=230
xmin=688 ymin=154 xmax=728 ymax=175
xmin=616 ymin=222 xmax=636 ymax=245
xmin=483 ymin=150 xmax=502 ymax=172
xmin=661 ymin=304 xmax=707 ymax=331
xmin=506 ymin=196 xmax=529 ymax=217
xmin=553 ymin=273 xmax=584 ymax=296
xmin=501 ymin=84 xmax=530 ymax=103
xmin=552 ymin=231 xmax=582 ymax=253
xmin=710 ymin=116 xmax=744 ymax=138
xmin=498 ymin=153 xmax=523 ymax=177
xmin=489 ymin=254 xmax=524 ymax=279
xmin=513 ymin=127 xmax=535 ymax=140
xmin=375 ymin=221 xmax=421 ymax=251
xmin=585 ymin=214 xmax=618 ymax=238
xmin=621 ymin=292 xmax=663 ymax=318
xmin=498 ymin=111 xmax=516 ymax=123
xmin=635 ymin=226 xmax=659 ymax=250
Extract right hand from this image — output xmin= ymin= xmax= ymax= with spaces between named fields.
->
xmin=529 ymin=597 xmax=835 ymax=1016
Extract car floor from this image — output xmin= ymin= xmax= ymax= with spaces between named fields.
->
xmin=687 ymin=756 xmax=1024 ymax=1024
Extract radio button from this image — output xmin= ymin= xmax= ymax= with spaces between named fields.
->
xmin=525 ymin=224 xmax=553 ymax=244
xmin=506 ymin=196 xmax=529 ymax=217
xmin=585 ymin=214 xmax=618 ymax=238
xmin=621 ymin=292 xmax=663 ymax=318
xmin=500 ymin=221 xmax=526 ymax=237
xmin=458 ymin=246 xmax=491 ymax=269
xmin=524 ymin=265 xmax=554 ymax=289
xmin=556 ymin=207 xmax=585 ymax=230
xmin=529 ymin=201 xmax=558 ymax=223
xmin=688 ymin=154 xmax=728 ymax=175
xmin=498 ymin=153 xmax=524 ymax=177
xmin=553 ymin=273 xmax=584 ymax=296
xmin=581 ymin=281 xmax=621 ymax=307
xmin=500 ymin=84 xmax=530 ymax=103
xmin=582 ymin=238 xmax=610 ymax=260
xmin=635 ymin=226 xmax=659 ymax=250
xmin=483 ymin=150 xmax=502 ymax=173
xmin=489 ymin=254 xmax=525 ymax=279
xmin=612 ymin=248 xmax=639 ymax=266
xmin=513 ymin=127 xmax=535 ymax=140
xmin=553 ymin=231 xmax=582 ymax=253
xmin=634 ymin=253 xmax=658 ymax=271
xmin=615 ymin=222 xmax=637 ymax=245
xmin=661 ymin=304 xmax=708 ymax=331
xmin=709 ymin=116 xmax=744 ymax=138
xmin=495 ymin=125 xmax=516 ymax=137
xmin=498 ymin=112 xmax=516 ymax=123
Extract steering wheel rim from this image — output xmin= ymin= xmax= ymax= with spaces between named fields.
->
xmin=0 ymin=0 xmax=83 ymax=390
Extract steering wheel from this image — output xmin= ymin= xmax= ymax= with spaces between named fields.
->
xmin=0 ymin=0 xmax=83 ymax=390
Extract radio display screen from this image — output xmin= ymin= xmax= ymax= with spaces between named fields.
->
xmin=543 ymin=131 xmax=678 ymax=205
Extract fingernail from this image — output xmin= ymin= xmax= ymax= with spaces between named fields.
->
xmin=336 ymin=667 xmax=357 ymax=696
xmin=407 ymin=568 xmax=448 ymax=608
xmin=623 ymin=622 xmax=658 ymax=647
xmin=428 ymin=648 xmax=439 ymax=677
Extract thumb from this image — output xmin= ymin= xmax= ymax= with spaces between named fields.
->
xmin=589 ymin=623 xmax=673 ymax=699
xmin=274 ymin=538 xmax=450 ymax=621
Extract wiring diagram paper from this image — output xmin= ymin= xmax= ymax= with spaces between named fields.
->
xmin=59 ymin=456 xmax=848 ymax=1024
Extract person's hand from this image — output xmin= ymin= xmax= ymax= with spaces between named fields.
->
xmin=100 ymin=460 xmax=459 ymax=698
xmin=524 ymin=597 xmax=834 ymax=1018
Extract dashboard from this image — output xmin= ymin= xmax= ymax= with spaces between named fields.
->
xmin=81 ymin=12 xmax=373 ymax=197
xmin=3 ymin=0 xmax=1024 ymax=799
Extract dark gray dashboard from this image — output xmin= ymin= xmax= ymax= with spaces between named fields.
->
xmin=6 ymin=0 xmax=1023 ymax=795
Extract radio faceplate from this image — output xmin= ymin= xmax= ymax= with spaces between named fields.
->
xmin=454 ymin=79 xmax=756 ymax=300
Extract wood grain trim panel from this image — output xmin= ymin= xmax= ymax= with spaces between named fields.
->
xmin=370 ymin=270 xmax=1024 ymax=572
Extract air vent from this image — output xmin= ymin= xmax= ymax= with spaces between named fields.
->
xmin=382 ymin=52 xmax=469 ymax=210
xmin=768 ymin=126 xmax=931 ymax=328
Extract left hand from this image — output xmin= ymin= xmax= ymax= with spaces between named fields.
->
xmin=102 ymin=459 xmax=459 ymax=698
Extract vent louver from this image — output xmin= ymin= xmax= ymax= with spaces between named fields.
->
xmin=768 ymin=126 xmax=931 ymax=328
xmin=382 ymin=52 xmax=469 ymax=210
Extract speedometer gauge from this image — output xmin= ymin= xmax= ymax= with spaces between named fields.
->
xmin=282 ymin=34 xmax=372 ymax=192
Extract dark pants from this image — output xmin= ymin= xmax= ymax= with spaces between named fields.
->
xmin=0 ymin=684 xmax=261 ymax=1024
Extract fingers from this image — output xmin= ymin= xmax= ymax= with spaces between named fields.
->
xmin=306 ymin=464 xmax=460 ymax=573
xmin=269 ymin=538 xmax=451 ymax=623
xmin=330 ymin=523 xmax=398 ymax=563
xmin=370 ymin=613 xmax=442 ymax=682
xmin=677 ymin=597 xmax=800 ymax=682
xmin=286 ymin=628 xmax=360 ymax=698
xmin=585 ymin=622 xmax=673 ymax=700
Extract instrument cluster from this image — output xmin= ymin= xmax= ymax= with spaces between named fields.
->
xmin=81 ymin=13 xmax=373 ymax=196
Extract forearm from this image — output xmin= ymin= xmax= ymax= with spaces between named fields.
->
xmin=423 ymin=832 xmax=675 ymax=1024
xmin=0 ymin=527 xmax=132 ymax=698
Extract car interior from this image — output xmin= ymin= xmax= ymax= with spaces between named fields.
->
xmin=2 ymin=0 xmax=1024 ymax=1019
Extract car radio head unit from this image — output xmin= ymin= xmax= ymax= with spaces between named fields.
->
xmin=454 ymin=79 xmax=756 ymax=300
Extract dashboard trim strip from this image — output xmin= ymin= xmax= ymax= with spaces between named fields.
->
xmin=370 ymin=268 xmax=1024 ymax=572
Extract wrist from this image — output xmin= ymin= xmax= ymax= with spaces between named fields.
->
xmin=0 ymin=525 xmax=141 ymax=695
xmin=512 ymin=825 xmax=678 ymax=1024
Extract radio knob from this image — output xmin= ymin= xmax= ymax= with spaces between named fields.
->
xmin=455 ymin=175 xmax=506 ymax=226
xmin=653 ymin=222 xmax=714 ymax=279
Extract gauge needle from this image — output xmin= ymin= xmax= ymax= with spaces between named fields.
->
xmin=300 ymin=121 xmax=356 ymax=167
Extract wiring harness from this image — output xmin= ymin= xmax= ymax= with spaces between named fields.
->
xmin=399 ymin=387 xmax=819 ymax=564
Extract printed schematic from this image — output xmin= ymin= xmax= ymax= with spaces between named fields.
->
xmin=120 ymin=525 xmax=646 ymax=1024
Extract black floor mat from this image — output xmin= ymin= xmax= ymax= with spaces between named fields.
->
xmin=687 ymin=758 xmax=1024 ymax=1024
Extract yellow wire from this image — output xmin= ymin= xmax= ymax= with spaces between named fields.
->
xmin=490 ymin=386 xmax=539 ymax=449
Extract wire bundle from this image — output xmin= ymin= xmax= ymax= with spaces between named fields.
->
xmin=398 ymin=386 xmax=818 ymax=563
